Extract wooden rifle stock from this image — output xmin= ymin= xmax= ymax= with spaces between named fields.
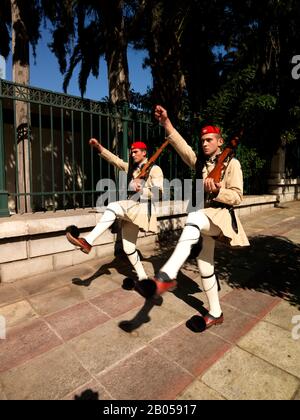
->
xmin=207 ymin=130 xmax=243 ymax=183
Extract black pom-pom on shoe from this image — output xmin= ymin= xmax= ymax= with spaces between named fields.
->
xmin=134 ymin=279 xmax=157 ymax=299
xmin=186 ymin=315 xmax=206 ymax=333
xmin=65 ymin=225 xmax=80 ymax=238
xmin=122 ymin=277 xmax=136 ymax=290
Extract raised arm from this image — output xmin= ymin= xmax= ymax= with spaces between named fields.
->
xmin=154 ymin=106 xmax=197 ymax=169
xmin=89 ymin=138 xmax=129 ymax=172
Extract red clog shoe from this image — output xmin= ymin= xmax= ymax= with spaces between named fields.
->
xmin=66 ymin=233 xmax=92 ymax=254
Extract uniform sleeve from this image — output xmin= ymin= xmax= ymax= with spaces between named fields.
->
xmin=214 ymin=159 xmax=243 ymax=206
xmin=141 ymin=165 xmax=164 ymax=200
xmin=167 ymin=129 xmax=197 ymax=169
xmin=99 ymin=147 xmax=129 ymax=172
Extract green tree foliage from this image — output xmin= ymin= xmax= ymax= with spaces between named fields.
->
xmin=0 ymin=0 xmax=42 ymax=64
xmin=1 ymin=0 xmax=299 ymax=190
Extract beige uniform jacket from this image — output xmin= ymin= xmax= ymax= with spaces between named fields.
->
xmin=167 ymin=129 xmax=250 ymax=247
xmin=99 ymin=147 xmax=163 ymax=233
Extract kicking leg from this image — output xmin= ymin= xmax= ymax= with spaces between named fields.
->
xmin=150 ymin=211 xmax=211 ymax=296
xmin=138 ymin=211 xmax=209 ymax=297
xmin=66 ymin=202 xmax=125 ymax=253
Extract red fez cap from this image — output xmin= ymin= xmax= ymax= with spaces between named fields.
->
xmin=131 ymin=141 xmax=147 ymax=150
xmin=201 ymin=126 xmax=221 ymax=136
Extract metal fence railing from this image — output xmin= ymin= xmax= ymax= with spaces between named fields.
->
xmin=0 ymin=80 xmax=187 ymax=217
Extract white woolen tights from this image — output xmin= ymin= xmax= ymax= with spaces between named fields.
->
xmin=197 ymin=235 xmax=222 ymax=318
xmin=85 ymin=202 xmax=125 ymax=245
xmin=160 ymin=210 xmax=222 ymax=317
xmin=85 ymin=203 xmax=148 ymax=281
xmin=121 ymin=222 xmax=147 ymax=281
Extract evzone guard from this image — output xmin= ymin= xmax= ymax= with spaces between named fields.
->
xmin=142 ymin=105 xmax=250 ymax=330
xmin=66 ymin=139 xmax=164 ymax=285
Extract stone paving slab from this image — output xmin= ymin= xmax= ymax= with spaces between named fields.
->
xmin=0 ymin=284 xmax=25 ymax=307
xmin=71 ymin=274 xmax=122 ymax=296
xmin=201 ymin=347 xmax=300 ymax=400
xmin=63 ymin=379 xmax=113 ymax=400
xmin=28 ymin=285 xmax=86 ymax=316
xmin=238 ymin=321 xmax=300 ymax=379
xmin=66 ymin=318 xmax=147 ymax=375
xmin=97 ymin=346 xmax=193 ymax=400
xmin=217 ymin=267 xmax=255 ymax=289
xmin=207 ymin=304 xmax=260 ymax=344
xmin=159 ymin=291 xmax=207 ymax=319
xmin=45 ymin=302 xmax=110 ymax=341
xmin=118 ymin=299 xmax=197 ymax=342
xmin=68 ymin=282 xmax=114 ymax=301
xmin=90 ymin=288 xmax=145 ymax=318
xmin=221 ymin=288 xmax=280 ymax=318
xmin=264 ymin=301 xmax=300 ymax=332
xmin=293 ymin=387 xmax=300 ymax=400
xmin=0 ymin=382 xmax=6 ymax=400
xmin=0 ymin=345 xmax=91 ymax=400
xmin=284 ymin=232 xmax=300 ymax=243
xmin=176 ymin=380 xmax=225 ymax=400
xmin=13 ymin=265 xmax=92 ymax=297
xmin=0 ymin=319 xmax=62 ymax=373
xmin=150 ymin=323 xmax=231 ymax=377
xmin=0 ymin=300 xmax=38 ymax=329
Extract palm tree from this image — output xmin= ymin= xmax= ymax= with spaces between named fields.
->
xmin=46 ymin=0 xmax=130 ymax=104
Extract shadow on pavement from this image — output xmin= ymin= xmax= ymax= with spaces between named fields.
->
xmin=71 ymin=230 xmax=300 ymax=332
xmin=215 ymin=235 xmax=300 ymax=309
xmin=74 ymin=389 xmax=99 ymax=400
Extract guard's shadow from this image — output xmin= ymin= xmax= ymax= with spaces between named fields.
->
xmin=117 ymin=270 xmax=208 ymax=333
xmin=117 ymin=249 xmax=207 ymax=333
xmin=71 ymin=236 xmax=207 ymax=332
xmin=71 ymin=228 xmax=300 ymax=335
xmin=118 ymin=295 xmax=163 ymax=333
xmin=72 ymin=240 xmax=137 ymax=287
xmin=118 ymin=232 xmax=300 ymax=332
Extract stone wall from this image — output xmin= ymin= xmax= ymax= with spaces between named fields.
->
xmin=268 ymin=178 xmax=300 ymax=203
xmin=0 ymin=195 xmax=278 ymax=283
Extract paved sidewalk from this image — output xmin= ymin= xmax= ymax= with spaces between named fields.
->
xmin=0 ymin=201 xmax=300 ymax=400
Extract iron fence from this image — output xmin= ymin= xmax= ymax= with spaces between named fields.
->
xmin=0 ymin=79 xmax=184 ymax=216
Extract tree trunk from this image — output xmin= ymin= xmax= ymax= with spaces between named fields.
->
xmin=103 ymin=0 xmax=130 ymax=162
xmin=11 ymin=0 xmax=31 ymax=213
xmin=147 ymin=1 xmax=186 ymax=124
xmin=101 ymin=0 xmax=130 ymax=250
xmin=103 ymin=0 xmax=129 ymax=105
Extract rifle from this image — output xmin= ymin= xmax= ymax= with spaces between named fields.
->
xmin=206 ymin=129 xmax=243 ymax=183
xmin=89 ymin=137 xmax=169 ymax=179
xmin=138 ymin=139 xmax=169 ymax=179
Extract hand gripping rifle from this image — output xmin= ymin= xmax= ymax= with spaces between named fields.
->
xmin=204 ymin=129 xmax=243 ymax=236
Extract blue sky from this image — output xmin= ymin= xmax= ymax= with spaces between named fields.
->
xmin=4 ymin=28 xmax=152 ymax=101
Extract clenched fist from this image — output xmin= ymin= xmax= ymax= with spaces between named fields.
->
xmin=154 ymin=105 xmax=174 ymax=135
